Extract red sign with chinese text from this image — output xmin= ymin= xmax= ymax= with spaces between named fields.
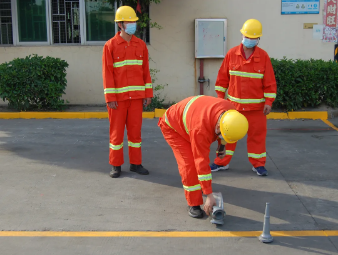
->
xmin=323 ymin=0 xmax=338 ymax=42
xmin=324 ymin=0 xmax=338 ymax=27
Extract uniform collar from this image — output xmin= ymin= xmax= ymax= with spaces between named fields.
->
xmin=116 ymin=31 xmax=138 ymax=44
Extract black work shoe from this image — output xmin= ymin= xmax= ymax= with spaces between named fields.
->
xmin=110 ymin=166 xmax=121 ymax=178
xmin=188 ymin=206 xmax=204 ymax=218
xmin=130 ymin=164 xmax=149 ymax=175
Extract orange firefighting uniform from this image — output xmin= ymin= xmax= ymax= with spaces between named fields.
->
xmin=102 ymin=32 xmax=153 ymax=166
xmin=214 ymin=44 xmax=277 ymax=168
xmin=158 ymin=95 xmax=235 ymax=206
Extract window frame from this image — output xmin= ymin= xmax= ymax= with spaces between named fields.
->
xmin=4 ymin=0 xmax=121 ymax=46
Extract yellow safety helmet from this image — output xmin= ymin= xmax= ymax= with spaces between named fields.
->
xmin=115 ymin=6 xmax=139 ymax=22
xmin=220 ymin=110 xmax=249 ymax=144
xmin=240 ymin=19 xmax=262 ymax=39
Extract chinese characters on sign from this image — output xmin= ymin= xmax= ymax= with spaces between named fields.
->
xmin=323 ymin=0 xmax=338 ymax=42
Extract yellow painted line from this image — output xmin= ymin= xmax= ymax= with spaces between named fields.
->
xmin=19 ymin=112 xmax=85 ymax=119
xmin=270 ymin=231 xmax=326 ymax=237
xmin=154 ymin=108 xmax=166 ymax=118
xmin=142 ymin=112 xmax=155 ymax=119
xmin=0 ymin=113 xmax=20 ymax=119
xmin=322 ymin=119 xmax=338 ymax=131
xmin=84 ymin=112 xmax=108 ymax=119
xmin=324 ymin=230 xmax=338 ymax=236
xmin=0 ymin=111 xmax=331 ymax=120
xmin=267 ymin=111 xmax=329 ymax=120
xmin=288 ymin=111 xmax=328 ymax=120
xmin=0 ymin=230 xmax=337 ymax=237
xmin=0 ymin=112 xmax=155 ymax=119
xmin=267 ymin=112 xmax=288 ymax=119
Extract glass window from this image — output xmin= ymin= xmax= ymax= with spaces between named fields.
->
xmin=85 ymin=0 xmax=115 ymax=42
xmin=17 ymin=0 xmax=48 ymax=42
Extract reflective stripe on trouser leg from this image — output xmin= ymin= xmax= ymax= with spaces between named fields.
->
xmin=108 ymin=101 xmax=129 ymax=166
xmin=214 ymin=142 xmax=237 ymax=166
xmin=126 ymin=99 xmax=143 ymax=165
xmin=159 ymin=121 xmax=204 ymax=206
xmin=243 ymin=110 xmax=267 ymax=168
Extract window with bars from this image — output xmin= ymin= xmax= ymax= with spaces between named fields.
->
xmin=52 ymin=0 xmax=81 ymax=44
xmin=0 ymin=0 xmax=13 ymax=45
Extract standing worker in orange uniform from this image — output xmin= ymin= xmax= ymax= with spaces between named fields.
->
xmin=210 ymin=19 xmax=277 ymax=176
xmin=102 ymin=6 xmax=153 ymax=178
xmin=158 ymin=95 xmax=248 ymax=218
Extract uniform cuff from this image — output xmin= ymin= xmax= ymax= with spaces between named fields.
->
xmin=216 ymin=92 xmax=225 ymax=99
xmin=145 ymin=90 xmax=154 ymax=98
xmin=105 ymin=94 xmax=117 ymax=103
xmin=265 ymin=99 xmax=274 ymax=107
xmin=201 ymin=184 xmax=212 ymax=195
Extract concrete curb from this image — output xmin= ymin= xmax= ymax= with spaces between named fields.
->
xmin=0 ymin=110 xmax=334 ymax=120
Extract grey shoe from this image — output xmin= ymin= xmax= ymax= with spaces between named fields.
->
xmin=110 ymin=166 xmax=121 ymax=178
xmin=188 ymin=206 xmax=204 ymax=218
xmin=130 ymin=164 xmax=149 ymax=175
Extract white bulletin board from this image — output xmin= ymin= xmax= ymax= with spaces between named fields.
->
xmin=195 ymin=19 xmax=227 ymax=58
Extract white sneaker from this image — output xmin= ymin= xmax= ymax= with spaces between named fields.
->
xmin=210 ymin=163 xmax=230 ymax=172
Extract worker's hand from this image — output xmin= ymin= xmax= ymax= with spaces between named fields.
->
xmin=143 ymin=98 xmax=151 ymax=107
xmin=263 ymin=105 xmax=271 ymax=115
xmin=204 ymin=194 xmax=217 ymax=216
xmin=107 ymin=101 xmax=118 ymax=110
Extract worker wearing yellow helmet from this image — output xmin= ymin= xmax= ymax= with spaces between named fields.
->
xmin=102 ymin=6 xmax=153 ymax=178
xmin=211 ymin=19 xmax=277 ymax=176
xmin=158 ymin=95 xmax=248 ymax=218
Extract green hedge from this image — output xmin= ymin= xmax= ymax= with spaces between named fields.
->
xmin=0 ymin=55 xmax=69 ymax=111
xmin=271 ymin=58 xmax=338 ymax=111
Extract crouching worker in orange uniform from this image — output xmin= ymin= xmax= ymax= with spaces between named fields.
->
xmin=102 ymin=6 xmax=153 ymax=178
xmin=211 ymin=19 xmax=277 ymax=176
xmin=158 ymin=95 xmax=248 ymax=218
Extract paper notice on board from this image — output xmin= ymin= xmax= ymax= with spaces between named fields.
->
xmin=323 ymin=26 xmax=338 ymax=42
xmin=313 ymin=25 xmax=324 ymax=40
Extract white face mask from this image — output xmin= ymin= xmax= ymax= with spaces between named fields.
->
xmin=242 ymin=37 xmax=258 ymax=48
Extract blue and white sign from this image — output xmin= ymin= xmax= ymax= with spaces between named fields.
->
xmin=282 ymin=0 xmax=320 ymax=14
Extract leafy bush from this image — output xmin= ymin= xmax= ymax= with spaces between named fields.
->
xmin=144 ymin=68 xmax=174 ymax=111
xmin=0 ymin=54 xmax=69 ymax=111
xmin=271 ymin=58 xmax=338 ymax=111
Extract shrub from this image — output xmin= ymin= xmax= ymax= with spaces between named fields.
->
xmin=271 ymin=58 xmax=338 ymax=111
xmin=0 ymin=54 xmax=69 ymax=111
xmin=144 ymin=68 xmax=174 ymax=111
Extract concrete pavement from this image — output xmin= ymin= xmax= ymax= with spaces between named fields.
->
xmin=0 ymin=118 xmax=337 ymax=254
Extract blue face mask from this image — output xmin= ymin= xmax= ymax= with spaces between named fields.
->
xmin=125 ymin=23 xmax=137 ymax=35
xmin=242 ymin=37 xmax=258 ymax=48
